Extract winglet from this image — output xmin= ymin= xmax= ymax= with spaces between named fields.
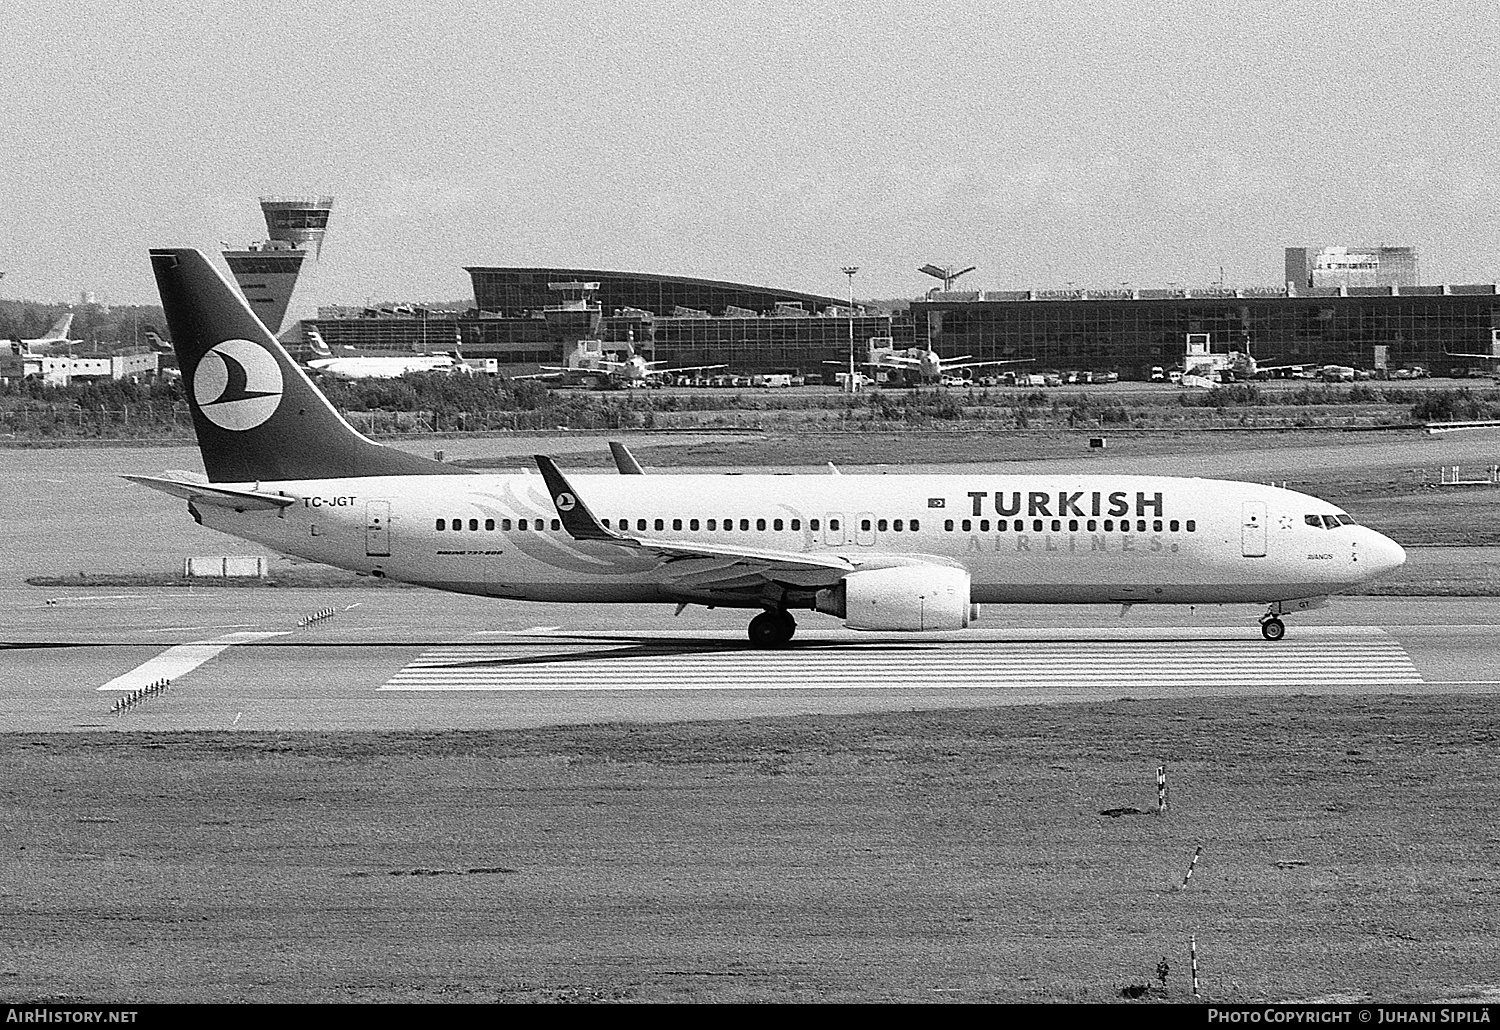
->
xmin=534 ymin=455 xmax=620 ymax=541
xmin=608 ymin=441 xmax=646 ymax=475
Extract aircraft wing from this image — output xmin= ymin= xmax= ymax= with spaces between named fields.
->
xmin=649 ymin=363 xmax=727 ymax=375
xmin=943 ymin=357 xmax=1033 ymax=371
xmin=869 ymin=353 xmax=920 ymax=369
xmin=124 ymin=474 xmax=297 ymax=512
xmin=534 ymin=455 xmax=939 ymax=590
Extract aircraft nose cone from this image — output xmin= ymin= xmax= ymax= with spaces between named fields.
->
xmin=1363 ymin=531 xmax=1406 ymax=578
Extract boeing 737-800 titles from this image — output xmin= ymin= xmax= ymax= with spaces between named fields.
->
xmin=129 ymin=249 xmax=1406 ymax=646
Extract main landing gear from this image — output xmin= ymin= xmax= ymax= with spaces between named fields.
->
xmin=748 ymin=608 xmax=797 ymax=648
xmin=1260 ymin=616 xmax=1286 ymax=641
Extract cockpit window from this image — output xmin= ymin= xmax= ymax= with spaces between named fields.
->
xmin=1336 ymin=514 xmax=1355 ymax=526
xmin=1322 ymin=515 xmax=1341 ymax=530
xmin=1305 ymin=514 xmax=1323 ymax=528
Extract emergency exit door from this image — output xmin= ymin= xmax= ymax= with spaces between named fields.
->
xmin=822 ymin=513 xmax=846 ymax=546
xmin=366 ymin=501 xmax=391 ymax=557
xmin=1241 ymin=501 xmax=1266 ymax=557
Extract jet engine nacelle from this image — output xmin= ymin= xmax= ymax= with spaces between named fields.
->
xmin=815 ymin=565 xmax=975 ymax=632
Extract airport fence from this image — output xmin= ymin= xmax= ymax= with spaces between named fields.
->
xmin=0 ymin=402 xmax=195 ymax=438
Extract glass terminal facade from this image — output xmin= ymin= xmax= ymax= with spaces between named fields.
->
xmin=914 ymin=287 xmax=1500 ymax=380
xmin=467 ymin=268 xmax=844 ymax=318
xmin=299 ymin=270 xmax=1500 ymax=379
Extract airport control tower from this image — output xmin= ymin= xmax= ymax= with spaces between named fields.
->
xmin=221 ymin=195 xmax=333 ymax=336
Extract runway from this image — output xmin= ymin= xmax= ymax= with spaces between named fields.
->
xmin=4 ymin=585 xmax=1498 ymax=732
xmin=382 ymin=626 xmax=1421 ymax=691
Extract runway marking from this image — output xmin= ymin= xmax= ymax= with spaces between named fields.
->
xmin=96 ymin=631 xmax=288 ymax=691
xmin=380 ymin=628 xmax=1424 ymax=692
xmin=143 ymin=623 xmax=262 ymax=634
xmin=47 ymin=595 xmax=144 ymax=603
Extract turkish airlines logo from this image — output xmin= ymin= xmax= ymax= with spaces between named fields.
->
xmin=555 ymin=492 xmax=577 ymax=512
xmin=193 ymin=339 xmax=283 ymax=431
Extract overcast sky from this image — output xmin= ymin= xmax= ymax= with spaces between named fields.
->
xmin=3 ymin=0 xmax=1497 ymax=305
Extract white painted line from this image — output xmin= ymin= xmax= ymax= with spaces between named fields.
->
xmin=143 ymin=623 xmax=263 ymax=634
xmin=96 ymin=631 xmax=288 ymax=691
xmin=379 ymin=629 xmax=1424 ymax=692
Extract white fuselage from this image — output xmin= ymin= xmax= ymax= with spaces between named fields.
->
xmin=191 ymin=472 xmax=1405 ymax=611
xmin=308 ymin=355 xmax=455 ymax=379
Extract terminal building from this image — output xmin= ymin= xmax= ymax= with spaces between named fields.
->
xmin=912 ymin=281 xmax=1500 ymax=380
xmin=293 ymin=243 xmax=1500 ymax=380
xmin=305 ymin=269 xmax=907 ymax=375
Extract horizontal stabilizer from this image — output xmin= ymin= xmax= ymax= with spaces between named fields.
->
xmin=123 ymin=475 xmax=296 ymax=511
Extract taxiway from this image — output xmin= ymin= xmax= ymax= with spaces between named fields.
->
xmin=4 ymin=586 xmax=1500 ymax=732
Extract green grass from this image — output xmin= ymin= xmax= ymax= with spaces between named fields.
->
xmin=5 ymin=698 xmax=1500 ymax=1004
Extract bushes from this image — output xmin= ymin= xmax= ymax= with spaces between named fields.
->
xmin=1056 ymin=392 xmax=1132 ymax=425
xmin=1411 ymin=389 xmax=1500 ymax=423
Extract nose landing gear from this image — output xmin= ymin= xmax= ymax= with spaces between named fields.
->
xmin=748 ymin=608 xmax=797 ymax=648
xmin=1258 ymin=596 xmax=1329 ymax=640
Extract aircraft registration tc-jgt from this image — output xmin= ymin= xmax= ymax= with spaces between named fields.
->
xmin=129 ymin=249 xmax=1407 ymax=646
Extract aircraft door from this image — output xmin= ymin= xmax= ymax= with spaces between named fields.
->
xmin=1241 ymin=501 xmax=1267 ymax=557
xmin=854 ymin=511 xmax=876 ymax=547
xmin=822 ymin=513 xmax=846 ymax=546
xmin=366 ymin=501 xmax=391 ymax=557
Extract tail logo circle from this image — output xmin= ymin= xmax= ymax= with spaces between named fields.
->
xmin=555 ymin=492 xmax=577 ymax=512
xmin=193 ymin=339 xmax=283 ymax=431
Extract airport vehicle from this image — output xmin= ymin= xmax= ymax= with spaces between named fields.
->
xmin=129 ymin=249 xmax=1407 ymax=646
xmin=6 ymin=313 xmax=81 ymax=355
xmin=751 ymin=373 xmax=793 ymax=388
xmin=304 ymin=327 xmax=460 ymax=379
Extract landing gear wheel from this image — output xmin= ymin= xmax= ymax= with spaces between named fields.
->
xmin=1261 ymin=616 xmax=1285 ymax=641
xmin=748 ymin=609 xmax=796 ymax=648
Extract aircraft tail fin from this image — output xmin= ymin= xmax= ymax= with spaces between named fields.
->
xmin=307 ymin=326 xmax=332 ymax=357
xmin=42 ymin=313 xmax=74 ymax=341
xmin=148 ymin=248 xmax=467 ymax=483
xmin=608 ymin=441 xmax=646 ymax=475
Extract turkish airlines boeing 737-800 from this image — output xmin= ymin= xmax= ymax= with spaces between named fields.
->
xmin=129 ymin=249 xmax=1406 ymax=646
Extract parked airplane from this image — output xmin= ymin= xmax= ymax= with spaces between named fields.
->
xmin=303 ymin=327 xmax=460 ymax=379
xmin=129 ymin=249 xmax=1407 ymax=646
xmin=534 ymin=339 xmax=725 ymax=387
xmin=7 ymin=313 xmax=80 ymax=354
xmin=864 ymin=338 xmax=1030 ymax=382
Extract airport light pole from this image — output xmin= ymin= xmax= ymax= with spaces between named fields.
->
xmin=841 ymin=265 xmax=859 ymax=392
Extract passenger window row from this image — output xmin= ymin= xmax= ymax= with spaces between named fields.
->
xmin=433 ymin=515 xmax=916 ymax=536
xmin=436 ymin=515 xmax=1200 ymax=537
xmin=599 ymin=517 xmax=809 ymax=532
xmin=436 ymin=518 xmax=561 ymax=532
xmin=940 ymin=517 xmax=1197 ymax=534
